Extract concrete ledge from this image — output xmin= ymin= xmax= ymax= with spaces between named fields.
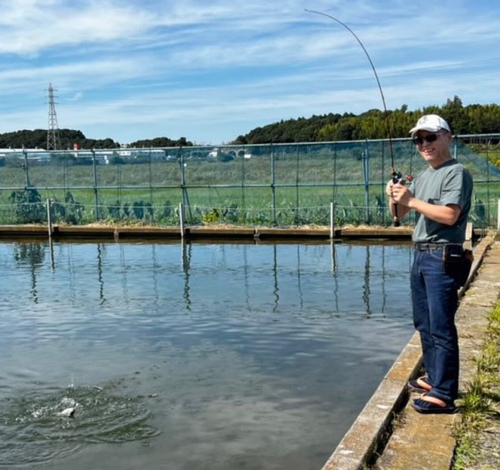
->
xmin=321 ymin=334 xmax=423 ymax=470
xmin=0 ymin=224 xmax=486 ymax=241
xmin=0 ymin=224 xmax=414 ymax=241
xmin=335 ymin=227 xmax=412 ymax=239
xmin=0 ymin=224 xmax=50 ymax=236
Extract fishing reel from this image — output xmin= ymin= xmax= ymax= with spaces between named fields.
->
xmin=391 ymin=170 xmax=413 ymax=185
xmin=390 ymin=170 xmax=413 ymax=228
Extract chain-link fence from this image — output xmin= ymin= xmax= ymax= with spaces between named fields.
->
xmin=0 ymin=135 xmax=499 ymax=228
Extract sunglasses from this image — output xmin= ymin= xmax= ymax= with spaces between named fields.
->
xmin=412 ymin=133 xmax=442 ymax=145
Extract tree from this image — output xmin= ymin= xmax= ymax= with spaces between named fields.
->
xmin=441 ymin=96 xmax=468 ymax=134
xmin=0 ymin=129 xmax=119 ymax=149
xmin=128 ymin=136 xmax=193 ymax=148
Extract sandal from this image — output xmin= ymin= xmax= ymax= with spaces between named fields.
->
xmin=412 ymin=394 xmax=457 ymax=414
xmin=407 ymin=376 xmax=432 ymax=393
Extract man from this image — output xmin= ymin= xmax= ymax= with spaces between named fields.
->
xmin=387 ymin=114 xmax=473 ymax=414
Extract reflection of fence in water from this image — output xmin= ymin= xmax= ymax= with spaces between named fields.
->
xmin=1 ymin=136 xmax=498 ymax=227
xmin=17 ymin=241 xmax=412 ymax=318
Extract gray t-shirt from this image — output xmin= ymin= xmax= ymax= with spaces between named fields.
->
xmin=411 ymin=158 xmax=473 ymax=243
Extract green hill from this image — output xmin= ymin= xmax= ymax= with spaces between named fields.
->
xmin=232 ymin=96 xmax=500 ymax=144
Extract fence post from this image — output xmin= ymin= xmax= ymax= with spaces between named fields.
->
xmin=91 ymin=149 xmax=100 ymax=221
xmin=179 ymin=202 xmax=185 ymax=238
xmin=271 ymin=144 xmax=276 ymax=224
xmin=22 ymin=148 xmax=31 ymax=188
xmin=46 ymin=199 xmax=53 ymax=238
xmin=330 ymin=202 xmax=336 ymax=239
xmin=363 ymin=142 xmax=370 ymax=224
xmin=148 ymin=148 xmax=154 ymax=217
xmin=179 ymin=147 xmax=192 ymax=222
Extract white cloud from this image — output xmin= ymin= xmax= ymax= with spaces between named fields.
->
xmin=0 ymin=0 xmax=155 ymax=55
xmin=68 ymin=91 xmax=84 ymax=102
xmin=0 ymin=0 xmax=499 ymax=143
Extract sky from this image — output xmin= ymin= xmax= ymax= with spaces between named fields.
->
xmin=0 ymin=0 xmax=499 ymax=146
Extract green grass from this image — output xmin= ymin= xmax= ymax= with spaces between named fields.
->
xmin=452 ymin=302 xmax=500 ymax=470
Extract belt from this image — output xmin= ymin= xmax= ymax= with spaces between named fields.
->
xmin=414 ymin=243 xmax=462 ymax=251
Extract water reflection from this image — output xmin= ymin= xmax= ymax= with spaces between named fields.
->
xmin=49 ymin=238 xmax=55 ymax=270
xmin=0 ymin=240 xmax=414 ymax=470
xmin=296 ymin=245 xmax=304 ymax=310
xmin=181 ymin=240 xmax=192 ymax=310
xmin=119 ymin=244 xmax=130 ymax=306
xmin=97 ymin=244 xmax=105 ymax=304
xmin=272 ymin=244 xmax=279 ymax=313
xmin=363 ymin=246 xmax=372 ymax=316
xmin=13 ymin=243 xmax=45 ymax=304
xmin=7 ymin=240 xmax=412 ymax=319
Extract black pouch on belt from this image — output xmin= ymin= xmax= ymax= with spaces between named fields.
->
xmin=443 ymin=245 xmax=473 ymax=287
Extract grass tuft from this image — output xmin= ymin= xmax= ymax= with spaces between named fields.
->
xmin=452 ymin=302 xmax=500 ymax=469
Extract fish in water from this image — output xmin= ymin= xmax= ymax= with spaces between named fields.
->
xmin=58 ymin=407 xmax=76 ymax=417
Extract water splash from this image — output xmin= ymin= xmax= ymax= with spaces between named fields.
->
xmin=0 ymin=383 xmax=160 ymax=467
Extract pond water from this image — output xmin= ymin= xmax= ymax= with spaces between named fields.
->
xmin=0 ymin=240 xmax=415 ymax=470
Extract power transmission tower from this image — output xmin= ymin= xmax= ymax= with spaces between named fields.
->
xmin=47 ymin=83 xmax=61 ymax=150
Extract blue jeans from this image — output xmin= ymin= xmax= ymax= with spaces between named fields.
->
xmin=411 ymin=248 xmax=459 ymax=403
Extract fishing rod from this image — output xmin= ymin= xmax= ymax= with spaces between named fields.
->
xmin=305 ymin=9 xmax=407 ymax=226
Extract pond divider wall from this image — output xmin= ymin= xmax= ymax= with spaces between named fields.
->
xmin=0 ymin=224 xmax=417 ymax=242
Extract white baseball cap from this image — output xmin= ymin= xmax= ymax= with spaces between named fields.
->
xmin=409 ymin=114 xmax=451 ymax=137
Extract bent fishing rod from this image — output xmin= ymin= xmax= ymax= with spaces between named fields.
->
xmin=305 ymin=9 xmax=408 ymax=226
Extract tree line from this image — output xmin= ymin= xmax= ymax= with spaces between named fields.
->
xmin=232 ymin=96 xmax=500 ymax=144
xmin=1 ymin=96 xmax=498 ymax=149
xmin=0 ymin=129 xmax=117 ymax=150
xmin=0 ymin=129 xmax=192 ymax=150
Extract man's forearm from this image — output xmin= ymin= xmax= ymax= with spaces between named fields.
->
xmin=407 ymin=198 xmax=460 ymax=225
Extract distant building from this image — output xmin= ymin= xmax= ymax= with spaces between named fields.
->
xmin=0 ymin=148 xmax=50 ymax=160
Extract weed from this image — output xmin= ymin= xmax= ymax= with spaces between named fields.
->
xmin=452 ymin=302 xmax=500 ymax=469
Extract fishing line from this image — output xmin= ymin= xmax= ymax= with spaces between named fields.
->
xmin=305 ymin=9 xmax=403 ymax=225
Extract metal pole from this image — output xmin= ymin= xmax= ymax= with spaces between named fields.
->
xmin=92 ymin=149 xmax=99 ymax=220
xmin=46 ymin=199 xmax=52 ymax=238
xmin=486 ymin=138 xmax=491 ymax=225
xmin=179 ymin=202 xmax=185 ymax=238
xmin=381 ymin=139 xmax=386 ymax=226
xmin=148 ymin=148 xmax=154 ymax=218
xmin=179 ymin=148 xmax=192 ymax=221
xmin=330 ymin=202 xmax=336 ymax=238
xmin=295 ymin=146 xmax=300 ymax=224
xmin=241 ymin=149 xmax=246 ymax=222
xmin=181 ymin=148 xmax=186 ymax=208
xmin=23 ymin=148 xmax=30 ymax=188
xmin=363 ymin=143 xmax=370 ymax=224
xmin=271 ymin=144 xmax=276 ymax=224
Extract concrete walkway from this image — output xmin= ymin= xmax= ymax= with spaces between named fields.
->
xmin=321 ymin=232 xmax=500 ymax=470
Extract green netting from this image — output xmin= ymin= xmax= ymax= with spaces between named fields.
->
xmin=0 ymin=136 xmax=498 ymax=228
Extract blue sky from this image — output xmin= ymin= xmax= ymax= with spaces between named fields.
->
xmin=1 ymin=0 xmax=499 ymax=145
